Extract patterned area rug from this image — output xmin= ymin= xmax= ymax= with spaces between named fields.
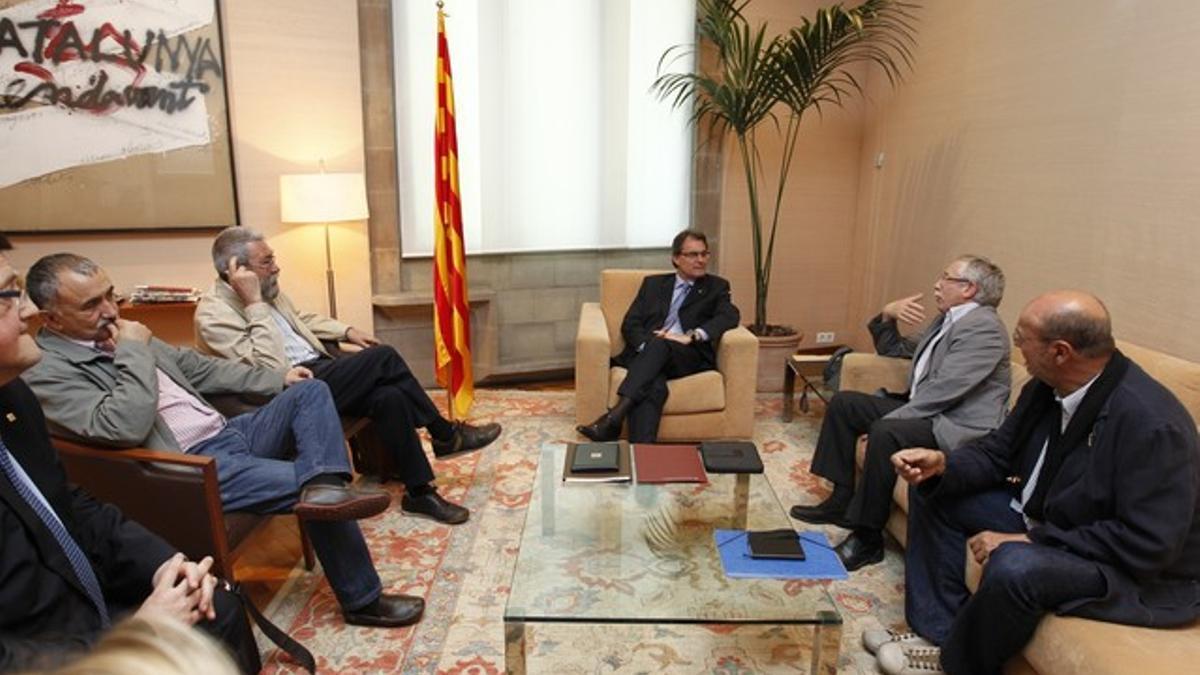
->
xmin=260 ymin=391 xmax=906 ymax=674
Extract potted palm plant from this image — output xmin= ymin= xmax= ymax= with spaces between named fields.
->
xmin=654 ymin=0 xmax=917 ymax=389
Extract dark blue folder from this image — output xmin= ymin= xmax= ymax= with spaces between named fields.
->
xmin=715 ymin=529 xmax=848 ymax=580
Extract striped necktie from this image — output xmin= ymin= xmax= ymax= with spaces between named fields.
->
xmin=0 ymin=438 xmax=110 ymax=627
xmin=662 ymin=281 xmax=692 ymax=334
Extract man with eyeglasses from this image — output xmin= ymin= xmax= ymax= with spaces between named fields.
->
xmin=0 ymin=235 xmax=259 ymax=672
xmin=193 ymin=227 xmax=501 ymax=525
xmin=791 ymin=256 xmax=1012 ymax=572
xmin=577 ymin=229 xmax=740 ymax=443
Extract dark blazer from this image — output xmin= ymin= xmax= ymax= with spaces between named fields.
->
xmin=926 ymin=358 xmax=1200 ymax=627
xmin=0 ymin=380 xmax=174 ymax=671
xmin=615 ymin=272 xmax=740 ymax=368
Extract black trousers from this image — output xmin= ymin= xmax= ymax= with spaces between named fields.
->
xmin=615 ymin=337 xmax=711 ymax=443
xmin=809 ymin=390 xmax=937 ymax=530
xmin=307 ymin=345 xmax=439 ymax=488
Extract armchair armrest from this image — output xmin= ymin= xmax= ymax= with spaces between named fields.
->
xmin=717 ymin=326 xmax=758 ymax=439
xmin=575 ymin=302 xmax=612 ymax=424
xmin=52 ymin=438 xmax=235 ymax=578
xmin=839 ymin=353 xmax=911 ymax=394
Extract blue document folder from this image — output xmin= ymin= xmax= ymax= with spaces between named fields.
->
xmin=715 ymin=529 xmax=848 ymax=580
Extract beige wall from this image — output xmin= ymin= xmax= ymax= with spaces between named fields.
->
xmin=8 ymin=0 xmax=375 ymax=335
xmin=842 ymin=0 xmax=1200 ymax=361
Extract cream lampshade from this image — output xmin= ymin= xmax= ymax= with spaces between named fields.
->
xmin=279 ymin=172 xmax=369 ymax=318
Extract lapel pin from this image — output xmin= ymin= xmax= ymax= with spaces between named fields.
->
xmin=5 ymin=413 xmax=15 ymax=423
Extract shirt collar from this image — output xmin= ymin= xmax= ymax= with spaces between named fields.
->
xmin=944 ymin=301 xmax=980 ymax=325
xmin=1056 ymin=371 xmax=1101 ymax=417
xmin=674 ymin=273 xmax=694 ymax=289
xmin=55 ymin=331 xmax=109 ymax=353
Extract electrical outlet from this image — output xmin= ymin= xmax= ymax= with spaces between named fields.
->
xmin=816 ymin=332 xmax=835 ymax=344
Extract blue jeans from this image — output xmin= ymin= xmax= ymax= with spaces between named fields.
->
xmin=192 ymin=379 xmax=381 ymax=610
xmin=905 ymin=487 xmax=1106 ymax=675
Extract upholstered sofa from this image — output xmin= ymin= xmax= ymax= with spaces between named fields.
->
xmin=844 ymin=340 xmax=1200 ymax=674
xmin=575 ymin=269 xmax=758 ymax=441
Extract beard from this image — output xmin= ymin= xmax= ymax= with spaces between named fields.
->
xmin=261 ymin=275 xmax=280 ymax=301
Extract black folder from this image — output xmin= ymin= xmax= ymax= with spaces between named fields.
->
xmin=747 ymin=529 xmax=806 ymax=560
xmin=570 ymin=442 xmax=621 ymax=473
xmin=700 ymin=441 xmax=764 ymax=474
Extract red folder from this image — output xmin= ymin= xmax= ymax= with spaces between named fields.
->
xmin=633 ymin=444 xmax=708 ymax=484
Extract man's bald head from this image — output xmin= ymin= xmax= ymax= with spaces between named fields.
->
xmin=1021 ymin=290 xmax=1115 ymax=358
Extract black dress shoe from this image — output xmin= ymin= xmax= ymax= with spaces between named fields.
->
xmin=834 ymin=530 xmax=885 ymax=571
xmin=576 ymin=412 xmax=622 ymax=442
xmin=401 ymin=490 xmax=470 ymax=524
xmin=432 ymin=421 xmax=502 ymax=459
xmin=789 ymin=495 xmax=852 ymax=527
xmin=344 ymin=593 xmax=425 ymax=627
xmin=294 ymin=484 xmax=391 ymax=521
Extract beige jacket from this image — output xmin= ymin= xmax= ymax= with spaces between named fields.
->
xmin=194 ymin=280 xmax=350 ymax=370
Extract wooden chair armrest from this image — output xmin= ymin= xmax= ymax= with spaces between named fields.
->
xmin=53 ymin=438 xmax=213 ymax=467
xmin=52 ymin=436 xmax=236 ymax=578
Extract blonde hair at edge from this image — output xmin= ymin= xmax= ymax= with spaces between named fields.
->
xmin=36 ymin=616 xmax=240 ymax=675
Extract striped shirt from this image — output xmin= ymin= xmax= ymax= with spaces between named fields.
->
xmin=154 ymin=369 xmax=226 ymax=452
xmin=267 ymin=305 xmax=321 ymax=366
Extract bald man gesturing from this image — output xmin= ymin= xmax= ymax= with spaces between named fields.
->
xmin=870 ymin=291 xmax=1200 ymax=675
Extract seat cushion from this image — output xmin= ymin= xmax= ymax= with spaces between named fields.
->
xmin=608 ymin=367 xmax=726 ymax=414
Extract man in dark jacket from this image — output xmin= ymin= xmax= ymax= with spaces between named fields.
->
xmin=0 ymin=237 xmax=258 ymax=672
xmin=880 ymin=291 xmax=1200 ymax=675
xmin=576 ymin=229 xmax=740 ymax=443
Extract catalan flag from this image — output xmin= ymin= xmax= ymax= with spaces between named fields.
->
xmin=433 ymin=5 xmax=473 ymax=419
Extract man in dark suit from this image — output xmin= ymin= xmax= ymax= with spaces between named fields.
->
xmin=878 ymin=291 xmax=1200 ymax=675
xmin=577 ymin=229 xmax=740 ymax=443
xmin=791 ymin=256 xmax=1011 ymax=571
xmin=0 ymin=236 xmax=258 ymax=672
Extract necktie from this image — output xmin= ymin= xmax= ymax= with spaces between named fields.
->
xmin=0 ymin=438 xmax=111 ymax=627
xmin=662 ymin=281 xmax=692 ymax=334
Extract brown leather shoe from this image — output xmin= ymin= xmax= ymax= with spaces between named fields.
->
xmin=294 ymin=484 xmax=391 ymax=521
xmin=343 ymin=593 xmax=425 ymax=627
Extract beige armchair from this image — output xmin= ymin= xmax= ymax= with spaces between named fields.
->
xmin=575 ymin=269 xmax=758 ymax=440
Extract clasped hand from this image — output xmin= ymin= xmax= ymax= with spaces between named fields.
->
xmin=137 ymin=553 xmax=218 ymax=625
xmin=653 ymin=329 xmax=692 ymax=345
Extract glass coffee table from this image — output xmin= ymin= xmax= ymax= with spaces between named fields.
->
xmin=504 ymin=443 xmax=842 ymax=673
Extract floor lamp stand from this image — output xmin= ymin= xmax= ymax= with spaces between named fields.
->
xmin=323 ymin=222 xmax=338 ymax=319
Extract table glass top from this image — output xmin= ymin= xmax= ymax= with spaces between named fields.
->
xmin=504 ymin=443 xmax=842 ymax=625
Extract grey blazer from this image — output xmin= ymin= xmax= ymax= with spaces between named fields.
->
xmin=23 ymin=330 xmax=284 ymax=452
xmin=868 ymin=305 xmax=1012 ymax=451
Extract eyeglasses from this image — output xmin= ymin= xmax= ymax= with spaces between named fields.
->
xmin=0 ymin=278 xmax=26 ymax=310
xmin=938 ymin=272 xmax=972 ymax=285
xmin=1011 ymin=329 xmax=1045 ymax=347
xmin=678 ymin=250 xmax=711 ymax=260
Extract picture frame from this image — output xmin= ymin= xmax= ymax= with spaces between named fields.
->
xmin=0 ymin=0 xmax=239 ymax=233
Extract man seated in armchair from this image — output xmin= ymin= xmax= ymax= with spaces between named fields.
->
xmin=576 ymin=229 xmax=740 ymax=443
xmin=876 ymin=291 xmax=1200 ymax=675
xmin=791 ymin=255 xmax=1011 ymax=571
xmin=22 ymin=253 xmax=425 ymax=629
xmin=194 ymin=227 xmax=500 ymax=525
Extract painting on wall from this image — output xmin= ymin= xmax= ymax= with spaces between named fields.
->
xmin=0 ymin=0 xmax=237 ymax=233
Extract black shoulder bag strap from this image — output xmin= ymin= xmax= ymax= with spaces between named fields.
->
xmin=223 ymin=579 xmax=316 ymax=673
